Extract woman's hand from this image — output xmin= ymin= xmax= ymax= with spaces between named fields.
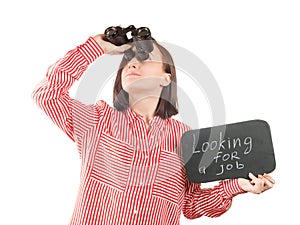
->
xmin=238 ymin=173 xmax=275 ymax=194
xmin=93 ymin=34 xmax=131 ymax=55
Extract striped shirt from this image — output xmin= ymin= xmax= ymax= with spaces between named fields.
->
xmin=32 ymin=37 xmax=245 ymax=225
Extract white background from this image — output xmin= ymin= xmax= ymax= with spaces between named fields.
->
xmin=1 ymin=0 xmax=299 ymax=224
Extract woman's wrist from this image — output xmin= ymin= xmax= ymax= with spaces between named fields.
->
xmin=237 ymin=178 xmax=249 ymax=192
xmin=92 ymin=34 xmax=108 ymax=53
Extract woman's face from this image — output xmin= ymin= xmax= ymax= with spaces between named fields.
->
xmin=121 ymin=45 xmax=171 ymax=95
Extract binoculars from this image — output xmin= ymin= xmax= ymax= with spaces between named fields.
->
xmin=104 ymin=25 xmax=154 ymax=61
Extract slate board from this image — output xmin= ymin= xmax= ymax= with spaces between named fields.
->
xmin=181 ymin=120 xmax=276 ymax=183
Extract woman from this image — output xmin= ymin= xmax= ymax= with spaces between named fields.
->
xmin=32 ymin=32 xmax=275 ymax=225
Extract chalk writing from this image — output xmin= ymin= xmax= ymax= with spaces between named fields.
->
xmin=193 ymin=132 xmax=252 ymax=154
xmin=195 ymin=132 xmax=253 ymax=176
xmin=182 ymin=120 xmax=276 ymax=183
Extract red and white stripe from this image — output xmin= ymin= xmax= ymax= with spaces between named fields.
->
xmin=32 ymin=37 xmax=245 ymax=225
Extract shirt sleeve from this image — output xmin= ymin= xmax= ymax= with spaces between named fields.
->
xmin=182 ymin=177 xmax=246 ymax=219
xmin=32 ymin=37 xmax=105 ymax=142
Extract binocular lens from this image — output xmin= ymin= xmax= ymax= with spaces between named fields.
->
xmin=124 ymin=49 xmax=135 ymax=61
xmin=136 ymin=27 xmax=151 ymax=39
xmin=105 ymin=27 xmax=119 ymax=39
xmin=124 ymin=49 xmax=149 ymax=62
xmin=135 ymin=40 xmax=154 ymax=54
xmin=136 ymin=52 xmax=149 ymax=61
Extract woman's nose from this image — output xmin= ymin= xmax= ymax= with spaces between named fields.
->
xmin=127 ymin=58 xmax=140 ymax=69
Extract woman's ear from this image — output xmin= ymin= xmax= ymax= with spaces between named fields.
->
xmin=161 ymin=73 xmax=172 ymax=87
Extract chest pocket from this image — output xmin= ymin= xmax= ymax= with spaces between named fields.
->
xmin=152 ymin=149 xmax=186 ymax=204
xmin=90 ymin=131 xmax=134 ymax=191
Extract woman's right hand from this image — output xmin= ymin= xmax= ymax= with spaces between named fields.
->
xmin=238 ymin=173 xmax=275 ymax=194
xmin=93 ymin=34 xmax=131 ymax=55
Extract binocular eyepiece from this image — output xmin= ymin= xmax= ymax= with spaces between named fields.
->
xmin=104 ymin=25 xmax=154 ymax=61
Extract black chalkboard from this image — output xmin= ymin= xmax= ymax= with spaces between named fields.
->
xmin=181 ymin=120 xmax=276 ymax=183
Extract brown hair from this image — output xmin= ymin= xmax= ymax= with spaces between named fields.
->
xmin=113 ymin=39 xmax=178 ymax=119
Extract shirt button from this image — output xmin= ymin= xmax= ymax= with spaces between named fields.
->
xmin=134 ymin=209 xmax=138 ymax=214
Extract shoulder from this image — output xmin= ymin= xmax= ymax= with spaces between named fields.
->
xmin=95 ymin=99 xmax=111 ymax=111
xmin=94 ymin=99 xmax=124 ymax=120
xmin=96 ymin=99 xmax=123 ymax=112
xmin=167 ymin=117 xmax=192 ymax=136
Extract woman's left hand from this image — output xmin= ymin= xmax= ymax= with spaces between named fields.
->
xmin=238 ymin=173 xmax=275 ymax=194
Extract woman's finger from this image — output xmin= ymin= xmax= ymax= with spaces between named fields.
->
xmin=260 ymin=175 xmax=275 ymax=190
xmin=110 ymin=44 xmax=132 ymax=55
xmin=248 ymin=173 xmax=256 ymax=185
xmin=258 ymin=174 xmax=275 ymax=191
xmin=248 ymin=173 xmax=264 ymax=194
xmin=247 ymin=172 xmax=275 ymax=194
xmin=248 ymin=172 xmax=256 ymax=180
xmin=263 ymin=173 xmax=275 ymax=184
xmin=258 ymin=175 xmax=271 ymax=189
xmin=249 ymin=172 xmax=260 ymax=182
xmin=264 ymin=179 xmax=274 ymax=190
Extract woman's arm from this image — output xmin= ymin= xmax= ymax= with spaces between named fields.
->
xmin=182 ymin=178 xmax=246 ymax=219
xmin=182 ymin=172 xmax=275 ymax=219
xmin=32 ymin=37 xmax=105 ymax=141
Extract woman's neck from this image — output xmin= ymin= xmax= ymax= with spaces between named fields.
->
xmin=129 ymin=95 xmax=160 ymax=127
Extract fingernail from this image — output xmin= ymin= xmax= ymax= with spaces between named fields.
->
xmin=258 ymin=174 xmax=263 ymax=179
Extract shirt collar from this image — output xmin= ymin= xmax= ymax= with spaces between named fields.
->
xmin=125 ymin=107 xmax=167 ymax=130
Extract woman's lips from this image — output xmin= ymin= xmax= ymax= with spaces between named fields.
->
xmin=126 ymin=73 xmax=141 ymax=77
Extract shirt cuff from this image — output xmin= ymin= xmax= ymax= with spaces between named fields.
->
xmin=220 ymin=179 xmax=247 ymax=198
xmin=77 ymin=37 xmax=105 ymax=64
